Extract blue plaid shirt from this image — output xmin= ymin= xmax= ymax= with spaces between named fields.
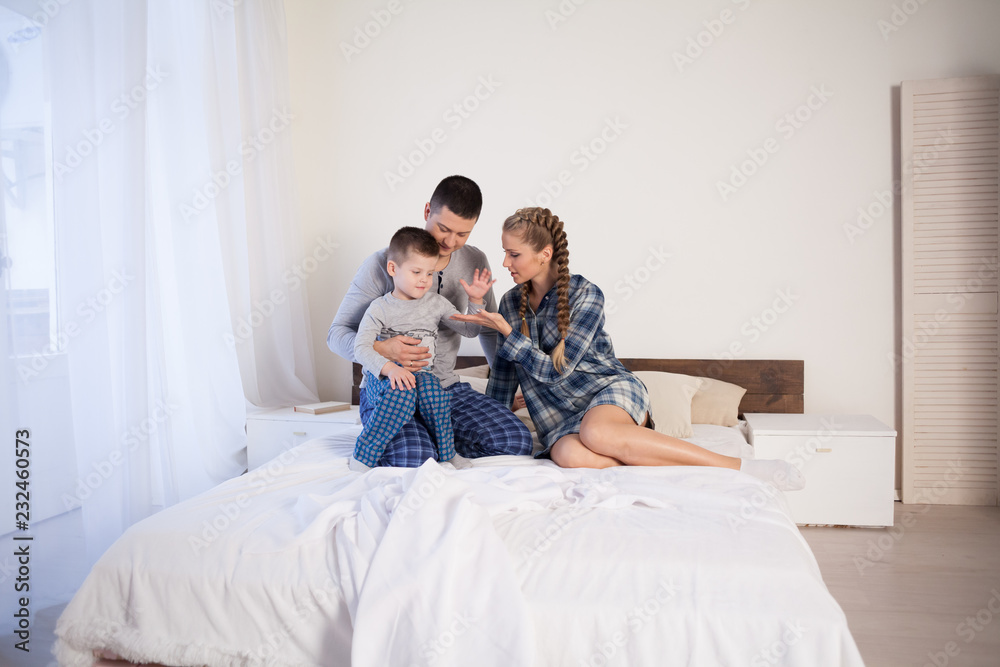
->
xmin=487 ymin=274 xmax=632 ymax=447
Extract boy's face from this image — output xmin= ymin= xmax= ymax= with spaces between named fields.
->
xmin=424 ymin=204 xmax=477 ymax=257
xmin=387 ymin=252 xmax=438 ymax=301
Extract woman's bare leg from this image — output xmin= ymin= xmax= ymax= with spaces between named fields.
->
xmin=556 ymin=405 xmax=805 ymax=490
xmin=550 ymin=433 xmax=623 ymax=469
xmin=576 ymin=405 xmax=741 ymax=469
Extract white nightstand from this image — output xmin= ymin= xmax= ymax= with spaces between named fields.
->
xmin=246 ymin=406 xmax=362 ymax=470
xmin=745 ymin=413 xmax=897 ymax=527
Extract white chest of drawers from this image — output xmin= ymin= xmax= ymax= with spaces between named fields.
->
xmin=246 ymin=406 xmax=362 ymax=470
xmin=745 ymin=413 xmax=897 ymax=527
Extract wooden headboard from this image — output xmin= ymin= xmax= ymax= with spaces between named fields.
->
xmin=352 ymin=358 xmax=803 ymax=414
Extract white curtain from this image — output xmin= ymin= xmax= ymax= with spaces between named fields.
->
xmin=2 ymin=0 xmax=318 ymax=564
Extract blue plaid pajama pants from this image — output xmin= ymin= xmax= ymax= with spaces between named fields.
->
xmin=355 ymin=371 xmax=455 ymax=467
xmin=358 ymin=375 xmax=533 ymax=468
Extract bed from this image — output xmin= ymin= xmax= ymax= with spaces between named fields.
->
xmin=54 ymin=358 xmax=864 ymax=666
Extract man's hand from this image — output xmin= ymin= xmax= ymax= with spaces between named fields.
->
xmin=373 ymin=336 xmax=431 ymax=369
xmin=383 ymin=362 xmax=416 ymax=390
xmin=450 ymin=310 xmax=513 ymax=337
xmin=459 ymin=268 xmax=497 ymax=304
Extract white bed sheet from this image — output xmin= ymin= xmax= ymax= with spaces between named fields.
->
xmin=55 ymin=426 xmax=862 ymax=667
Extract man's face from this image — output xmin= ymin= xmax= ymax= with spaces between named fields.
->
xmin=424 ymin=204 xmax=477 ymax=257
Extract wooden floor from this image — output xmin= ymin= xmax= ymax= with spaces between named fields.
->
xmin=800 ymin=503 xmax=1000 ymax=667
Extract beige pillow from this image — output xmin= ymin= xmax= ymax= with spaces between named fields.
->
xmin=691 ymin=377 xmax=747 ymax=427
xmin=458 ymin=376 xmax=489 ymax=394
xmin=458 ymin=364 xmax=490 ymax=379
xmin=632 ymin=371 xmax=704 ymax=438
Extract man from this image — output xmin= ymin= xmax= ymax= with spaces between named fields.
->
xmin=328 ymin=175 xmax=532 ymax=467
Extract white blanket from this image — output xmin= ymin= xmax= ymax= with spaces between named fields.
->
xmin=55 ymin=429 xmax=863 ymax=666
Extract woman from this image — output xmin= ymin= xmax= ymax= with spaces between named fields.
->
xmin=453 ymin=207 xmax=804 ymax=490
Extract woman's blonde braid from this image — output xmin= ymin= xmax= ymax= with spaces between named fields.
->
xmin=503 ymin=207 xmax=572 ymax=373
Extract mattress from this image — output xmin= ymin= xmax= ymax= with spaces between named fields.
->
xmin=54 ymin=424 xmax=862 ymax=666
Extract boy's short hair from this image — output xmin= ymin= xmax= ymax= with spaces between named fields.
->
xmin=388 ymin=226 xmax=440 ymax=264
xmin=429 ymin=175 xmax=482 ymax=221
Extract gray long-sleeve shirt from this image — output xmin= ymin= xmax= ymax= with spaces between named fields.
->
xmin=328 ymin=244 xmax=499 ymax=380
xmin=354 ymin=292 xmax=482 ymax=387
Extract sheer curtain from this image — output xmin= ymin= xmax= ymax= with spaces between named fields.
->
xmin=1 ymin=0 xmax=317 ymax=565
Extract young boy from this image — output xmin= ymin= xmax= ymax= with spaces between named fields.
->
xmin=351 ymin=226 xmax=494 ymax=470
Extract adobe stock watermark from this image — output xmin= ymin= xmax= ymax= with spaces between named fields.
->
xmin=410 ymin=611 xmax=477 ymax=667
xmin=604 ymin=245 xmax=672 ymax=316
xmin=716 ymin=85 xmax=833 ymax=202
xmin=5 ymin=0 xmax=72 ymax=54
xmin=739 ymin=287 xmax=798 ymax=344
xmin=518 ymin=502 xmax=585 ymax=567
xmin=922 ymin=589 xmax=1000 ymax=667
xmin=91 ymin=599 xmax=146 ymax=662
xmin=519 ymin=469 xmax=620 ymax=566
xmin=246 ymin=576 xmax=341 ymax=666
xmin=53 ymin=66 xmax=168 ymax=181
xmin=730 ymin=417 xmax=842 ymax=532
xmin=524 ymin=116 xmax=628 ymax=209
xmin=843 ymin=128 xmax=957 ymax=244
xmin=180 ymin=108 xmax=295 ymax=222
xmin=6 ymin=25 xmax=41 ymax=53
xmin=672 ymin=0 xmax=753 ymax=73
xmin=211 ymin=0 xmax=243 ymax=18
xmin=877 ymin=0 xmax=934 ymax=41
xmin=18 ymin=268 xmax=135 ymax=382
xmin=384 ymin=75 xmax=502 ymax=192
xmin=853 ymin=460 xmax=962 ymax=575
xmin=60 ymin=399 xmax=181 ymax=510
xmin=225 ymin=235 xmax=339 ymax=347
xmin=544 ymin=0 xmax=590 ymax=31
xmin=189 ymin=443 xmax=304 ymax=554
xmin=394 ymin=466 xmax=449 ymax=522
xmin=750 ymin=621 xmax=807 ymax=666
xmin=339 ymin=0 xmax=415 ymax=63
xmin=703 ymin=287 xmax=800 ymax=383
xmin=888 ymin=255 xmax=998 ymax=369
xmin=578 ymin=579 xmax=679 ymax=667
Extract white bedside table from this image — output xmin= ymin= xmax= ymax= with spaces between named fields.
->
xmin=745 ymin=413 xmax=897 ymax=527
xmin=246 ymin=406 xmax=362 ymax=470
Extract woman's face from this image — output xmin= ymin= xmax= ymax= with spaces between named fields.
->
xmin=501 ymin=231 xmax=552 ymax=285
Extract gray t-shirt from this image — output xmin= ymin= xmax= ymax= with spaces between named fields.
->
xmin=328 ymin=244 xmax=499 ymax=383
xmin=354 ymin=292 xmax=482 ymax=387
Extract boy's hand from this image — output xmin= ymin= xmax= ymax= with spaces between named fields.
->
xmin=459 ymin=268 xmax=497 ymax=304
xmin=383 ymin=363 xmax=416 ymax=390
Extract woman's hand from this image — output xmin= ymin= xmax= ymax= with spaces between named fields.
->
xmin=449 ymin=310 xmax=513 ymax=337
xmin=459 ymin=268 xmax=497 ymax=304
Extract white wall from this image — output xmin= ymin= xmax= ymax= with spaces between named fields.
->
xmin=285 ymin=0 xmax=1000 ymax=473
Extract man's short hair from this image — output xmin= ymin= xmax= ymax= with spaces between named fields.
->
xmin=428 ymin=175 xmax=482 ymax=221
xmin=388 ymin=226 xmax=440 ymax=263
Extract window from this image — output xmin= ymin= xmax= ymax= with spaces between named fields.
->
xmin=1 ymin=6 xmax=56 ymax=360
